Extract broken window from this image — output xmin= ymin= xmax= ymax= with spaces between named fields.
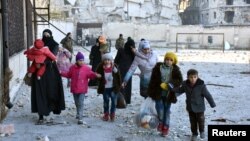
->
xmin=226 ymin=0 xmax=233 ymax=5
xmin=224 ymin=11 xmax=234 ymax=23
xmin=64 ymin=11 xmax=69 ymax=18
xmin=245 ymin=0 xmax=250 ymax=4
xmin=208 ymin=36 xmax=213 ymax=44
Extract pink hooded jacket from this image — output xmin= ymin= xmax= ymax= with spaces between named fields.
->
xmin=61 ymin=64 xmax=97 ymax=94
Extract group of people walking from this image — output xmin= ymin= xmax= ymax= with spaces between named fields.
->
xmin=23 ymin=30 xmax=216 ymax=141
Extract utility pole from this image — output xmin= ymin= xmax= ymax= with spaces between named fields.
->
xmin=33 ymin=0 xmax=37 ymax=39
xmin=127 ymin=0 xmax=129 ymax=20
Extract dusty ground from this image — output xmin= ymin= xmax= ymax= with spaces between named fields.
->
xmin=1 ymin=47 xmax=250 ymax=141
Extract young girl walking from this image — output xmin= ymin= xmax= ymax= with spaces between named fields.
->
xmin=147 ymin=52 xmax=183 ymax=136
xmin=96 ymin=53 xmax=122 ymax=121
xmin=61 ymin=52 xmax=101 ymax=124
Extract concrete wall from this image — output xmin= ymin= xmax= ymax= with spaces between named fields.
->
xmin=104 ymin=23 xmax=250 ymax=49
xmin=9 ymin=51 xmax=27 ymax=101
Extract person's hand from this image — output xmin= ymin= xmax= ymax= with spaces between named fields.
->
xmin=59 ymin=70 xmax=63 ymax=75
xmin=28 ymin=73 xmax=32 ymax=77
xmin=131 ymin=47 xmax=137 ymax=53
xmin=113 ymin=66 xmax=118 ymax=73
xmin=96 ymin=73 xmax=102 ymax=78
xmin=133 ymin=73 xmax=140 ymax=76
xmin=121 ymin=82 xmax=127 ymax=88
xmin=36 ymin=64 xmax=41 ymax=69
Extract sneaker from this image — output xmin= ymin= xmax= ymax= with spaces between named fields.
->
xmin=78 ymin=120 xmax=83 ymax=125
xmin=157 ymin=123 xmax=163 ymax=132
xmin=200 ymin=132 xmax=205 ymax=139
xmin=161 ymin=126 xmax=169 ymax=137
xmin=36 ymin=119 xmax=44 ymax=125
xmin=102 ymin=113 xmax=109 ymax=121
xmin=191 ymin=135 xmax=198 ymax=141
xmin=110 ymin=113 xmax=115 ymax=122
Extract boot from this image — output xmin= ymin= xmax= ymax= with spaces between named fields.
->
xmin=102 ymin=112 xmax=109 ymax=121
xmin=157 ymin=122 xmax=163 ymax=132
xmin=110 ymin=113 xmax=115 ymax=122
xmin=161 ymin=125 xmax=169 ymax=137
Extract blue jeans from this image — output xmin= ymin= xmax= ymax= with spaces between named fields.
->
xmin=103 ymin=88 xmax=117 ymax=114
xmin=155 ymin=97 xmax=171 ymax=127
xmin=73 ymin=93 xmax=85 ymax=120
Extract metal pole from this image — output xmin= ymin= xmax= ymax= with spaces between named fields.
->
xmin=33 ymin=0 xmax=37 ymax=39
xmin=176 ymin=33 xmax=178 ymax=52
xmin=1 ymin=0 xmax=9 ymax=70
xmin=26 ymin=0 xmax=32 ymax=67
xmin=222 ymin=33 xmax=225 ymax=53
xmin=1 ymin=0 xmax=13 ymax=111
xmin=127 ymin=0 xmax=129 ymax=19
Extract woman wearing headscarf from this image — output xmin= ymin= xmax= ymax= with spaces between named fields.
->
xmin=114 ymin=37 xmax=135 ymax=104
xmin=31 ymin=29 xmax=65 ymax=123
xmin=88 ymin=37 xmax=102 ymax=86
xmin=122 ymin=40 xmax=158 ymax=98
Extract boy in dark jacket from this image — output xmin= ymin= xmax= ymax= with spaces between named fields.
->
xmin=174 ymin=69 xmax=216 ymax=141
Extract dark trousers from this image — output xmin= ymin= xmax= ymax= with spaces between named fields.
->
xmin=188 ymin=111 xmax=205 ymax=135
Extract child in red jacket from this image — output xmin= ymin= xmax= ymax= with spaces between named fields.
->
xmin=61 ymin=52 xmax=101 ymax=124
xmin=24 ymin=39 xmax=56 ymax=80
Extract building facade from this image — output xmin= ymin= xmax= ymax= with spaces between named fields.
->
xmin=180 ymin=0 xmax=250 ymax=26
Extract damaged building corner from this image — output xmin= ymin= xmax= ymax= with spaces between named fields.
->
xmin=179 ymin=0 xmax=250 ymax=26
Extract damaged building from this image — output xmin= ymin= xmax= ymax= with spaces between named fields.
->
xmin=50 ymin=0 xmax=181 ymax=25
xmin=180 ymin=0 xmax=250 ymax=26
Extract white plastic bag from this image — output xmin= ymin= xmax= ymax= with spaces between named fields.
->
xmin=134 ymin=97 xmax=159 ymax=129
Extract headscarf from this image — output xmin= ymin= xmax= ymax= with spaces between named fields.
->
xmin=42 ymin=29 xmax=59 ymax=53
xmin=124 ymin=37 xmax=135 ymax=59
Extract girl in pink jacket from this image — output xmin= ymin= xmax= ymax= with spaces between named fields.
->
xmin=61 ymin=52 xmax=101 ymax=124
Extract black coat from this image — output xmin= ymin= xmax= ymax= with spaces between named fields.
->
xmin=88 ymin=44 xmax=102 ymax=86
xmin=148 ymin=62 xmax=183 ymax=103
xmin=31 ymin=31 xmax=65 ymax=116
xmin=114 ymin=47 xmax=135 ymax=79
xmin=89 ymin=44 xmax=101 ymax=72
xmin=96 ymin=63 xmax=122 ymax=94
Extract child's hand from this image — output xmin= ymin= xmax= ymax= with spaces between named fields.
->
xmin=96 ymin=73 xmax=102 ymax=78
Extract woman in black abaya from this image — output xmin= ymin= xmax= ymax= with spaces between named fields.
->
xmin=31 ymin=29 xmax=65 ymax=123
